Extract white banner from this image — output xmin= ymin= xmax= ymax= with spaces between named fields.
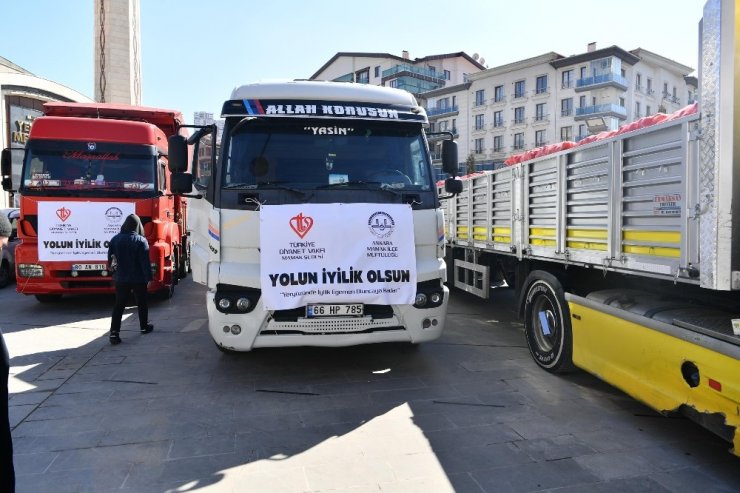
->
xmin=260 ymin=203 xmax=416 ymax=310
xmin=37 ymin=201 xmax=135 ymax=261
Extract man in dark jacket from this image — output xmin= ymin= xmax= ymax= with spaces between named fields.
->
xmin=107 ymin=213 xmax=154 ymax=344
xmin=0 ymin=212 xmax=15 ymax=492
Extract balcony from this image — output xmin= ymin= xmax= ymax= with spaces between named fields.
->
xmin=426 ymin=105 xmax=458 ymax=117
xmin=491 ymin=118 xmax=506 ymax=131
xmin=473 ymin=99 xmax=488 ymax=108
xmin=382 ymin=64 xmax=445 ymax=84
xmin=511 ymin=117 xmax=527 ymax=128
xmin=575 ymin=73 xmax=629 ymax=92
xmin=512 ymin=91 xmax=528 ymax=101
xmin=575 ymin=103 xmax=627 ymax=121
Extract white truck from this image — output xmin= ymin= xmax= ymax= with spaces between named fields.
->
xmin=169 ymin=81 xmax=460 ymax=352
xmin=444 ymin=0 xmax=739 ymax=456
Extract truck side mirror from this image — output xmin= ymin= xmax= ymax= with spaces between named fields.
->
xmin=444 ymin=177 xmax=462 ymax=195
xmin=1 ymin=149 xmax=11 ymax=177
xmin=170 ymin=172 xmax=193 ymax=195
xmin=168 ymin=135 xmax=189 ymax=173
xmin=441 ymin=140 xmax=458 ymax=176
xmin=1 ymin=149 xmax=11 ymax=191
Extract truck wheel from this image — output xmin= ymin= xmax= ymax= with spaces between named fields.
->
xmin=35 ymin=294 xmax=63 ymax=303
xmin=0 ymin=261 xmax=10 ymax=288
xmin=158 ymin=280 xmax=175 ymax=300
xmin=177 ymin=244 xmax=188 ymax=279
xmin=523 ymin=271 xmax=575 ymax=374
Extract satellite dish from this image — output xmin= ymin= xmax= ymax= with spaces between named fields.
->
xmin=479 ymin=57 xmax=485 ymax=65
xmin=472 ymin=53 xmax=479 ymax=60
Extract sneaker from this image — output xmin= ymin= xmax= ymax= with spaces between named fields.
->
xmin=141 ymin=323 xmax=154 ymax=334
xmin=109 ymin=333 xmax=122 ymax=345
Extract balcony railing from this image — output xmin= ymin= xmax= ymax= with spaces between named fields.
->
xmin=474 ymin=99 xmax=487 ymax=107
xmin=426 ymin=105 xmax=458 ymax=117
xmin=575 ymin=103 xmax=627 ymax=119
xmin=561 ymin=109 xmax=573 ymax=117
xmin=382 ymin=64 xmax=444 ymax=82
xmin=492 ymin=118 xmax=505 ymax=128
xmin=575 ymin=73 xmax=629 ymax=91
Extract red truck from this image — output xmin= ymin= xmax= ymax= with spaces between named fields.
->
xmin=0 ymin=103 xmax=189 ymax=301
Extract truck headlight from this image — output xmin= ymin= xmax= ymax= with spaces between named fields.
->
xmin=18 ymin=264 xmax=44 ymax=278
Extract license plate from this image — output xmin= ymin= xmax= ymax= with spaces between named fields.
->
xmin=72 ymin=264 xmax=107 ymax=271
xmin=306 ymin=303 xmax=363 ymax=317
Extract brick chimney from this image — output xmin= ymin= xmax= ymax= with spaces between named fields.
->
xmin=402 ymin=50 xmax=410 ymax=60
xmin=587 ymin=42 xmax=596 ymax=53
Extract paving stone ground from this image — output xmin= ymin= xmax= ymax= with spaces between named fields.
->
xmin=1 ymin=278 xmax=738 ymax=492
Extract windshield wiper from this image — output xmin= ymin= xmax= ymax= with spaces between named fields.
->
xmin=317 ymin=180 xmax=403 ymax=195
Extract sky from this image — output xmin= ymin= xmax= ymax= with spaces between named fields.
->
xmin=2 ymin=0 xmax=708 ymax=123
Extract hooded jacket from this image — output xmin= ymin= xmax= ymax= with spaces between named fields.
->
xmin=107 ymin=214 xmax=152 ymax=284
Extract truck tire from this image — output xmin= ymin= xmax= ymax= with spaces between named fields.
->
xmin=177 ymin=243 xmax=188 ymax=279
xmin=523 ymin=271 xmax=575 ymax=374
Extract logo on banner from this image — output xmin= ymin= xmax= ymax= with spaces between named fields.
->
xmin=56 ymin=207 xmax=72 ymax=222
xmin=368 ymin=211 xmax=395 ymax=238
xmin=87 ymin=142 xmax=96 ymax=151
xmin=289 ymin=213 xmax=314 ymax=239
xmin=105 ymin=207 xmax=124 ymax=223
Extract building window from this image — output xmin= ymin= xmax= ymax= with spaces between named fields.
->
xmin=647 ymin=78 xmax=653 ymax=95
xmin=561 ymin=126 xmax=573 ymax=142
xmin=444 ymin=69 xmax=451 ymax=80
xmin=514 ymin=107 xmax=525 ymax=125
xmin=474 ymin=113 xmax=485 ymax=130
xmin=475 ymin=89 xmax=486 ymax=106
xmin=493 ymin=110 xmax=503 ymax=127
xmin=579 ymin=95 xmax=587 ymax=108
xmin=562 ymin=70 xmax=573 ymax=89
xmin=663 ymin=82 xmax=669 ymax=97
xmin=578 ymin=124 xmax=587 ymax=140
xmin=635 ymin=73 xmax=642 ymax=91
xmin=580 ymin=66 xmax=587 ymax=79
xmin=474 ymin=138 xmax=484 ymax=154
xmin=513 ymin=133 xmax=524 ymax=150
xmin=356 ymin=68 xmax=369 ymax=84
xmin=452 ymin=119 xmax=457 ymax=133
xmin=536 ymin=75 xmax=548 ymax=94
xmin=561 ymin=98 xmax=573 ymax=116
xmin=535 ymin=130 xmax=547 ymax=146
xmin=646 ymin=105 xmax=652 ymax=116
xmin=635 ymin=101 xmax=641 ymax=118
xmin=493 ymin=135 xmax=503 ymax=152
xmin=494 ymin=85 xmax=504 ymax=102
xmin=389 ymin=79 xmax=398 ymax=88
xmin=535 ymin=103 xmax=547 ymax=121
xmin=619 ymin=97 xmax=625 ymax=107
xmin=374 ymin=66 xmax=380 ymax=78
xmin=514 ymin=80 xmax=526 ymax=98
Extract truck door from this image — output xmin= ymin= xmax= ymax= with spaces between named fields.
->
xmin=189 ymin=132 xmax=218 ymax=286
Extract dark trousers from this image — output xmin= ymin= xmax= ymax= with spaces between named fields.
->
xmin=1 ymin=345 xmax=14 ymax=492
xmin=110 ymin=282 xmax=149 ymax=332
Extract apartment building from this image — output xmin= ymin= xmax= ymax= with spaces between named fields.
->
xmin=310 ymin=51 xmax=484 ymax=96
xmin=423 ymin=44 xmax=696 ymax=175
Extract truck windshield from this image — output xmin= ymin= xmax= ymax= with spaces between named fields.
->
xmin=20 ymin=140 xmax=158 ymax=196
xmin=222 ymin=119 xmax=433 ymax=191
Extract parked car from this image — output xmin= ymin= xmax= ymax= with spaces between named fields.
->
xmin=0 ymin=208 xmax=19 ymax=288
